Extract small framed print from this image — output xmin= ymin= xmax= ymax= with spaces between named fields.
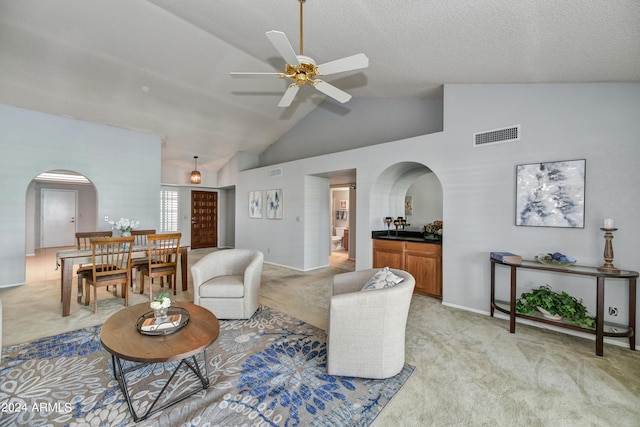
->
xmin=266 ymin=189 xmax=283 ymax=220
xmin=404 ymin=196 xmax=413 ymax=216
xmin=515 ymin=159 xmax=585 ymax=228
xmin=249 ymin=190 xmax=262 ymax=218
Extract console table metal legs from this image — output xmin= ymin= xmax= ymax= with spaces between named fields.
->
xmin=111 ymin=350 xmax=210 ymax=422
xmin=490 ymin=259 xmax=637 ymax=357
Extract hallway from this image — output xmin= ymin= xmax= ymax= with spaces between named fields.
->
xmin=329 ymin=249 xmax=354 ymax=270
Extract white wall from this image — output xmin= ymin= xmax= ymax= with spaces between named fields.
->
xmin=220 ymin=187 xmax=236 ymax=248
xmin=0 ymin=104 xmax=162 ymax=287
xmin=305 ymin=176 xmax=331 ymax=268
xmin=259 ymin=98 xmax=444 ymax=167
xmin=227 ymin=82 xmax=640 ymax=345
xmin=439 ymin=83 xmax=639 ymax=320
xmin=234 ymin=168 xmax=308 ymax=268
xmin=405 ymin=172 xmax=443 ymax=231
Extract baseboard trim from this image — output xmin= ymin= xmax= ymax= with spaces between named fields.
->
xmin=263 ymin=261 xmax=330 ymax=272
xmin=442 ymin=301 xmax=631 ymax=350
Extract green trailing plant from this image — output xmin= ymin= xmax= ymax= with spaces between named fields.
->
xmin=516 ymin=285 xmax=596 ymax=329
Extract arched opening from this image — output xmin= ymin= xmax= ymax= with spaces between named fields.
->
xmin=26 ymin=169 xmax=98 ymax=255
xmin=370 ymin=162 xmax=442 ymax=232
xmin=369 ymin=161 xmax=444 ymax=298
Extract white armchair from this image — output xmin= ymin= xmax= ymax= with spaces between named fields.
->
xmin=327 ymin=268 xmax=415 ymax=379
xmin=191 ymin=249 xmax=264 ymax=319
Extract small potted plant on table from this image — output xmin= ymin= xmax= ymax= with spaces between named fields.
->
xmin=516 ymin=285 xmax=596 ymax=328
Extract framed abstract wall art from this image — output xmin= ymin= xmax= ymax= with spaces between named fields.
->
xmin=266 ymin=189 xmax=283 ymax=219
xmin=515 ymin=159 xmax=585 ymax=228
xmin=249 ymin=190 xmax=262 ymax=218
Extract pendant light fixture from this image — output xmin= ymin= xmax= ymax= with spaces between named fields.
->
xmin=190 ymin=156 xmax=201 ymax=184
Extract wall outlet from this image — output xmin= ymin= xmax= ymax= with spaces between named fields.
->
xmin=608 ymin=307 xmax=618 ymax=316
xmin=104 ymin=215 xmax=109 ymax=222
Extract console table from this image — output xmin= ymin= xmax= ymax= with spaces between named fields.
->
xmin=490 ymin=258 xmax=637 ymax=356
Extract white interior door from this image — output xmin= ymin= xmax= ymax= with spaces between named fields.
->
xmin=42 ymin=189 xmax=77 ymax=247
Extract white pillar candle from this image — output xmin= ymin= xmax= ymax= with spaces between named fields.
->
xmin=604 ymin=218 xmax=614 ymax=228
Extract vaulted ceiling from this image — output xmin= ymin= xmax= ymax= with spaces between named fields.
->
xmin=1 ymin=0 xmax=638 ymax=175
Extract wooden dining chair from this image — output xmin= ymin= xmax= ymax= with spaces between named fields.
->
xmin=76 ymin=231 xmax=113 ymax=300
xmin=128 ymin=229 xmax=156 ymax=290
xmin=83 ymin=236 xmax=134 ymax=313
xmin=131 ymin=229 xmax=156 ymax=247
xmin=76 ymin=231 xmax=113 ymax=250
xmin=139 ymin=233 xmax=181 ymax=300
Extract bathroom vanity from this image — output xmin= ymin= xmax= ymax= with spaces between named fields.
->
xmin=372 ymin=231 xmax=442 ymax=298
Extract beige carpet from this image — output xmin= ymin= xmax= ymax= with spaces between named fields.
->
xmin=1 ymin=306 xmax=413 ymax=426
xmin=1 ymin=249 xmax=640 ymax=426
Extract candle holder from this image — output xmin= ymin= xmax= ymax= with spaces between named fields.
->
xmin=597 ymin=228 xmax=620 ymax=273
xmin=385 ymin=217 xmax=393 ymax=236
xmin=396 ymin=217 xmax=407 ymax=229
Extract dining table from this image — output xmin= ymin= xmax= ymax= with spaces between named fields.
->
xmin=56 ymin=245 xmax=189 ymax=317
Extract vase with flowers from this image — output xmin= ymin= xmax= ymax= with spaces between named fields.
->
xmin=423 ymin=220 xmax=443 ymax=240
xmin=107 ymin=217 xmax=140 ymax=237
xmin=150 ymin=293 xmax=171 ymax=320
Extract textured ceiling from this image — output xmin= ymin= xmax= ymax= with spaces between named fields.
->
xmin=1 ymin=0 xmax=639 ymax=174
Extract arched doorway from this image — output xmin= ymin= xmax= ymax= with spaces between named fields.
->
xmin=369 ymin=162 xmax=442 ymax=231
xmin=26 ymin=170 xmax=98 ymax=255
xmin=369 ymin=161 xmax=444 ymax=297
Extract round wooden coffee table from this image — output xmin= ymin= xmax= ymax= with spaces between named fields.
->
xmin=100 ymin=301 xmax=219 ymax=422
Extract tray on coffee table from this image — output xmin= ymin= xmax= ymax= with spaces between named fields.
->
xmin=136 ymin=307 xmax=190 ymax=336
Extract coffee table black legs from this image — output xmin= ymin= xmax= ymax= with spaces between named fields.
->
xmin=111 ymin=350 xmax=210 ymax=422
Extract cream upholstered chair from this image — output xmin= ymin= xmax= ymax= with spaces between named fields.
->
xmin=327 ymin=268 xmax=415 ymax=379
xmin=191 ymin=249 xmax=264 ymax=319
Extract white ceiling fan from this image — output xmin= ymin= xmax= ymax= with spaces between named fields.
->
xmin=230 ymin=0 xmax=369 ymax=108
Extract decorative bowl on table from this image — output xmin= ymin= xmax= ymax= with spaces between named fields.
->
xmin=535 ymin=252 xmax=576 ymax=266
xmin=136 ymin=307 xmax=190 ymax=336
xmin=537 ymin=306 xmax=562 ymax=320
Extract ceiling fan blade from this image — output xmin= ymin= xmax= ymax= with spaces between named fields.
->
xmin=313 ymin=80 xmax=352 ymax=103
xmin=230 ymin=72 xmax=283 ymax=78
xmin=278 ymin=85 xmax=300 ymax=108
xmin=316 ymin=53 xmax=369 ymax=76
xmin=266 ymin=30 xmax=300 ymax=66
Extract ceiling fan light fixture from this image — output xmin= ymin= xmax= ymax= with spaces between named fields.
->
xmin=229 ymin=0 xmax=368 ymax=108
xmin=190 ymin=156 xmax=201 ymax=184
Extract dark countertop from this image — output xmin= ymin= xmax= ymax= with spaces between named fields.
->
xmin=371 ymin=230 xmax=442 ymax=244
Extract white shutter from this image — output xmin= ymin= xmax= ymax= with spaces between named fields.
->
xmin=160 ymin=190 xmax=179 ymax=232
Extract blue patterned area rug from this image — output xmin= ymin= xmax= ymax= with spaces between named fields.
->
xmin=0 ymin=305 xmax=414 ymax=426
